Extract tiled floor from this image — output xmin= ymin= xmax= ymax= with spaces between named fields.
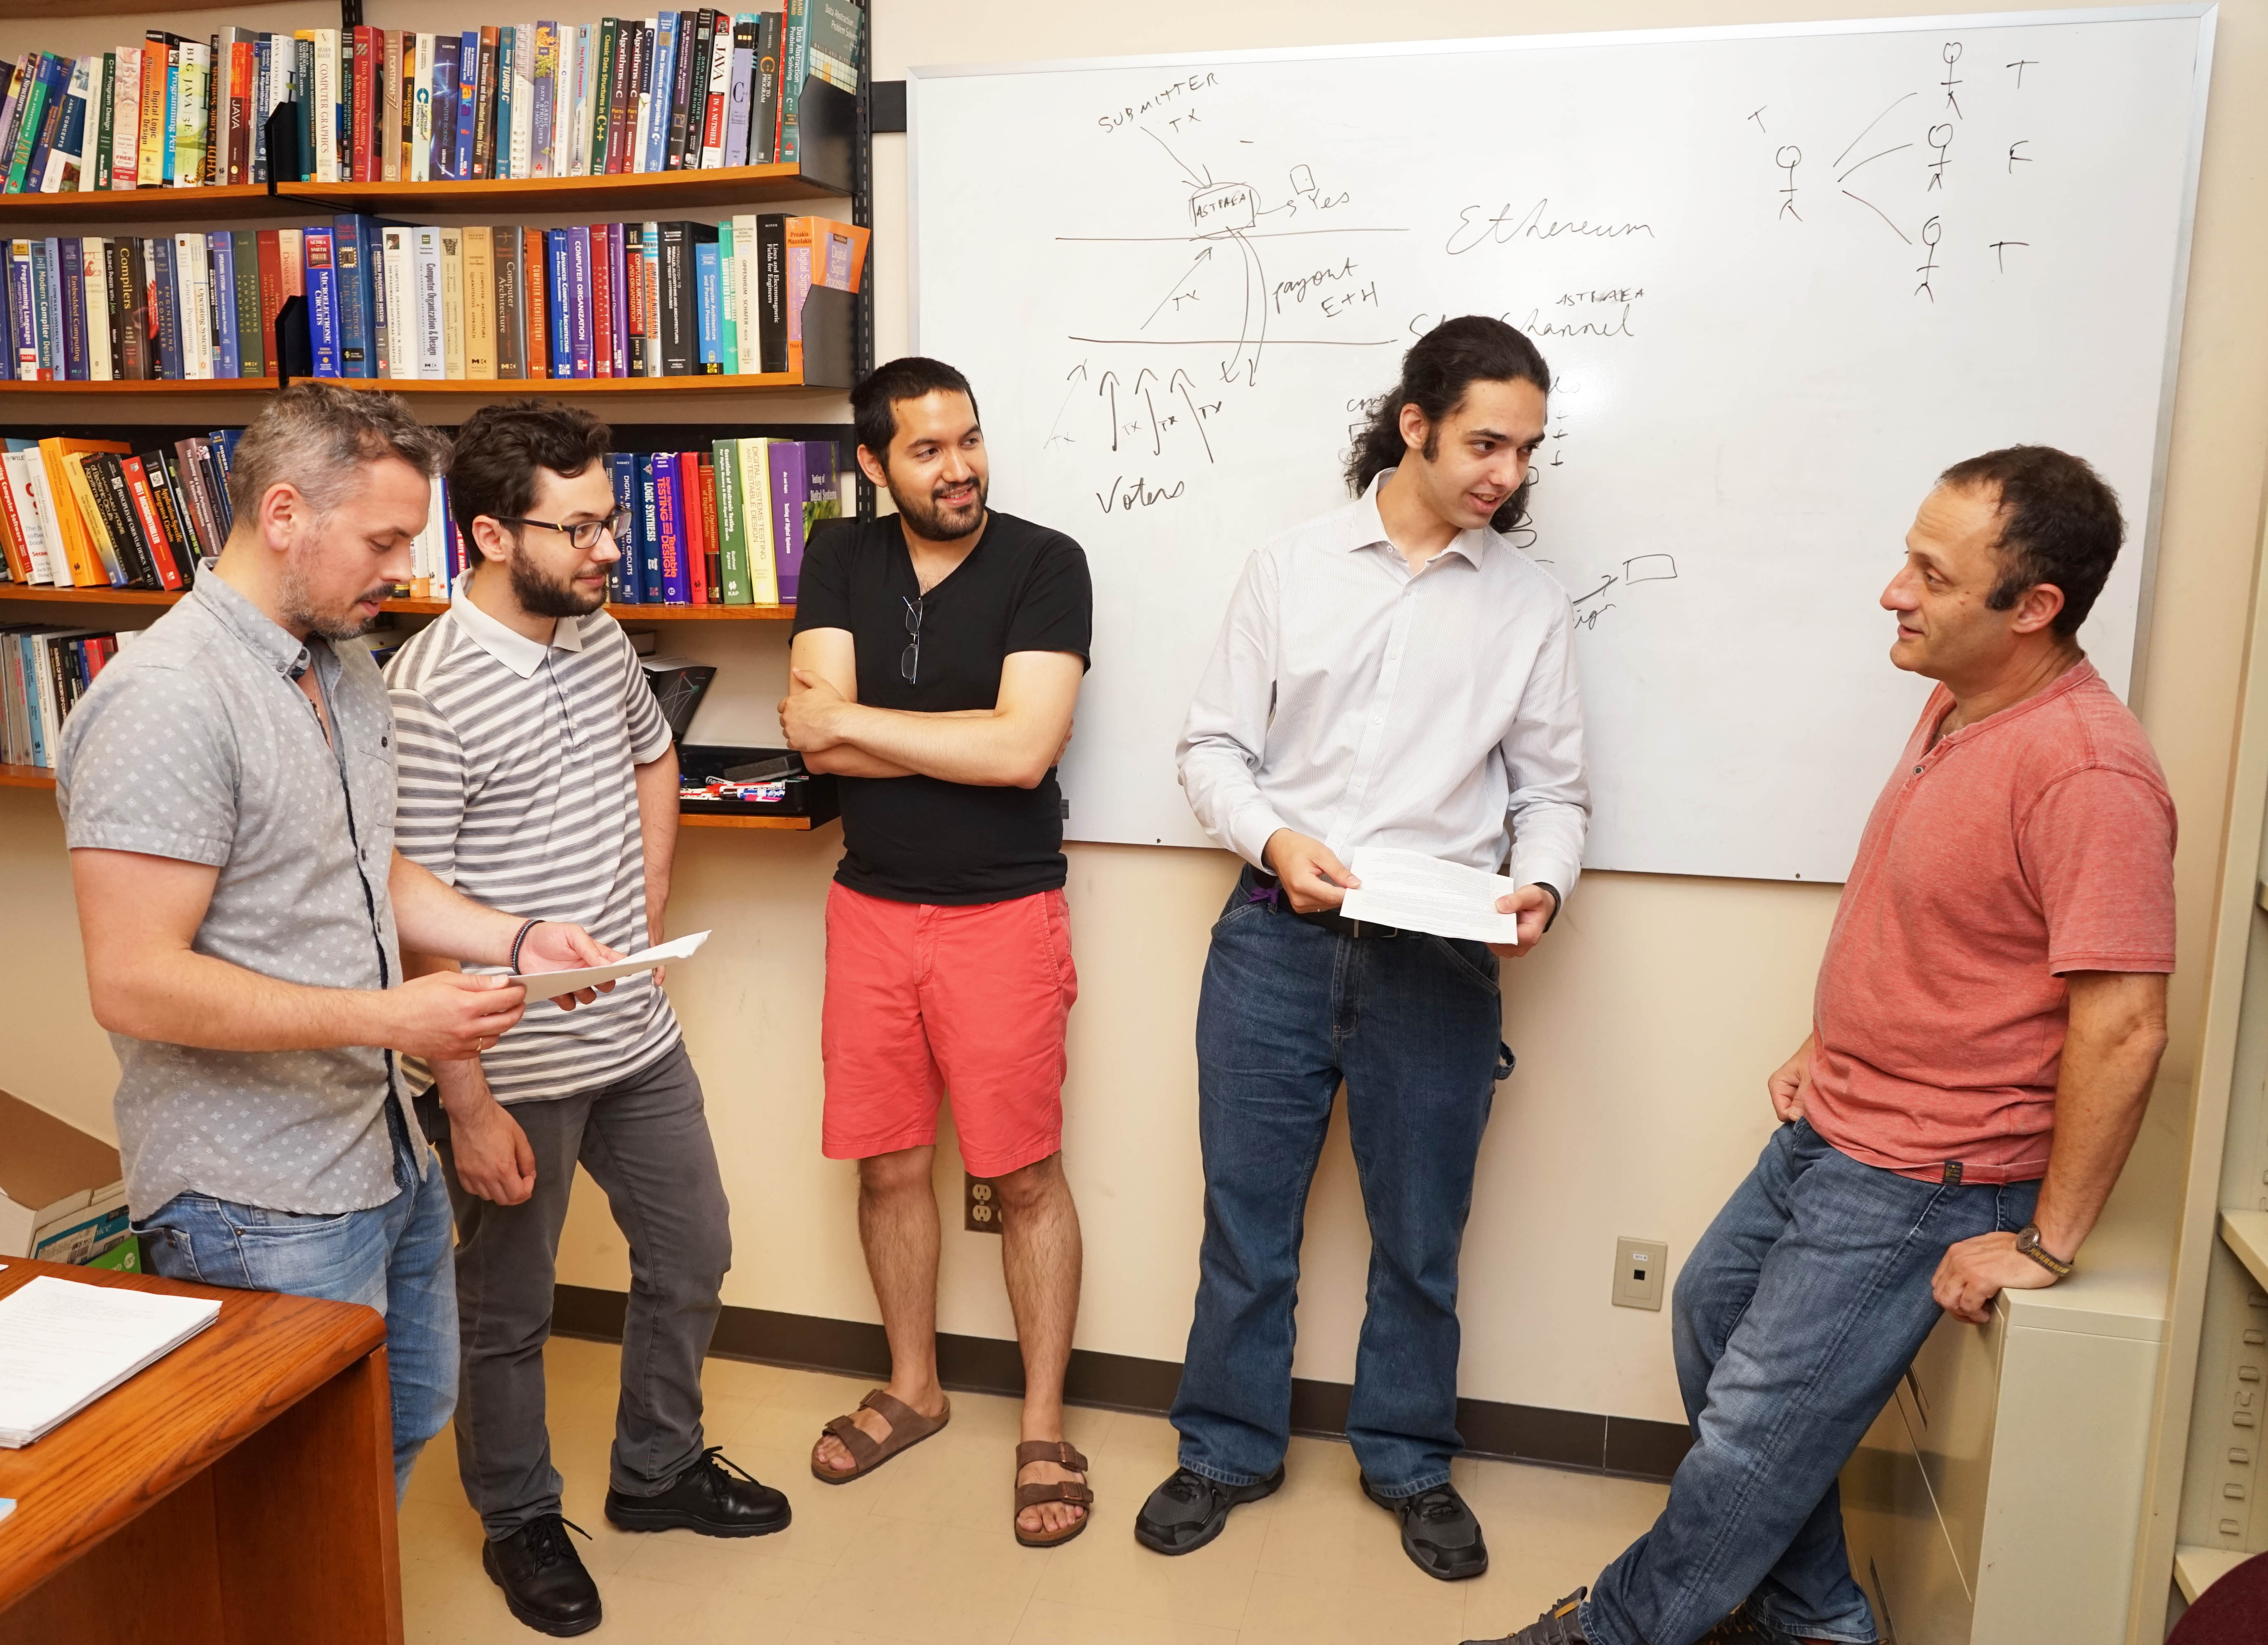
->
xmin=400 ymin=1336 xmax=1667 ymax=1644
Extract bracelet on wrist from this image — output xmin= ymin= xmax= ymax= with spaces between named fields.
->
xmin=508 ymin=919 xmax=543 ymax=974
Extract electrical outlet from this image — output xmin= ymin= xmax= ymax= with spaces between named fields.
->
xmin=964 ymin=1172 xmax=1003 ymax=1234
xmin=1613 ymin=1237 xmax=1668 ymax=1311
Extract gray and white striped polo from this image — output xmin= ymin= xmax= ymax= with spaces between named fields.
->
xmin=384 ymin=573 xmax=681 ymax=1103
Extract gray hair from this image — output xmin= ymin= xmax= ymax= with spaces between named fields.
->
xmin=225 ymin=381 xmax=452 ymax=526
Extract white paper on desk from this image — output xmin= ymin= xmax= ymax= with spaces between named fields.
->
xmin=508 ymin=929 xmax=711 ymax=997
xmin=1337 ymin=848 xmax=1521 ymax=946
xmin=0 ymin=1276 xmax=221 ymax=1447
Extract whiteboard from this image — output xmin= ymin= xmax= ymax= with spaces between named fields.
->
xmin=910 ymin=8 xmax=2212 ymax=882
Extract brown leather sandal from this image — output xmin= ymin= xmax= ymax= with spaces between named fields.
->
xmin=1014 ymin=1439 xmax=1094 ymax=1548
xmin=809 ymin=1389 xmax=951 ymax=1485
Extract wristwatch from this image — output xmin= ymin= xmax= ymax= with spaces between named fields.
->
xmin=2013 ymin=1223 xmax=2074 ymax=1280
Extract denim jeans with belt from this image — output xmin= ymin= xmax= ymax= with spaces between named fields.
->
xmin=1581 ymin=1119 xmax=2040 ymax=1645
xmin=132 ymin=1098 xmax=458 ymax=1500
xmin=1169 ymin=867 xmax=1512 ymax=1497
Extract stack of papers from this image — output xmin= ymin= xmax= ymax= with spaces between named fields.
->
xmin=1338 ymin=847 xmax=1524 ymax=945
xmin=0 ymin=1275 xmax=221 ymax=1447
xmin=509 ymin=929 xmax=711 ymax=996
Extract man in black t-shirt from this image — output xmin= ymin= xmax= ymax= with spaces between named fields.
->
xmin=781 ymin=356 xmax=1096 ymax=1548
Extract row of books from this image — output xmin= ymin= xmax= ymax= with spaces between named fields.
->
xmin=0 ymin=2 xmax=860 ymax=195
xmin=1 ymin=621 xmax=132 ymax=768
xmin=0 ymin=423 xmax=842 ymax=609
xmin=0 ymin=432 xmax=239 ymax=591
xmin=1 ymin=212 xmax=864 ymax=385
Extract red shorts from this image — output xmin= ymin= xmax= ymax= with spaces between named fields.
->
xmin=820 ymin=883 xmax=1078 ymax=1177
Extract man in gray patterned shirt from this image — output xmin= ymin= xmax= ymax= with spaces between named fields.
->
xmin=58 ymin=384 xmax=616 ymax=1499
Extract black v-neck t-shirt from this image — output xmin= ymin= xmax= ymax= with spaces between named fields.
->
xmin=791 ymin=510 xmax=1092 ymax=904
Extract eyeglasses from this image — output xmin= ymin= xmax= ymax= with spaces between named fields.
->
xmin=901 ymin=595 xmax=924 ymax=685
xmin=492 ymin=507 xmax=631 ymax=553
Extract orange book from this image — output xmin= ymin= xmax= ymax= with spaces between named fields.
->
xmin=522 ymin=228 xmax=548 ymax=379
xmin=783 ymin=216 xmax=868 ymax=380
xmin=37 ymin=438 xmax=131 ymax=587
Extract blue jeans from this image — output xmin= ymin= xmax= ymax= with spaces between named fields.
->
xmin=132 ymin=1100 xmax=458 ymax=1500
xmin=1170 ymin=869 xmax=1511 ymax=1496
xmin=1583 ymin=1120 xmax=2039 ymax=1645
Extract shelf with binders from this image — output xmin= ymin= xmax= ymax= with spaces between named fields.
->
xmin=0 ymin=75 xmax=859 ymax=225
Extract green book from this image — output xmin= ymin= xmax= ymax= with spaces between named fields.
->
xmin=92 ymin=53 xmax=113 ymax=191
xmin=717 ymin=239 xmax=735 ymax=374
xmin=6 ymin=56 xmax=55 ymax=195
xmin=589 ymin=20 xmax=617 ymax=176
xmin=232 ymin=228 xmax=261 ymax=380
xmin=712 ymin=437 xmax=751 ymax=604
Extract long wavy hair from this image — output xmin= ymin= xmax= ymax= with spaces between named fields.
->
xmin=1344 ymin=316 xmax=1551 ymax=535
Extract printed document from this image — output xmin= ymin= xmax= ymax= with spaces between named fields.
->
xmin=1337 ymin=847 xmax=1521 ymax=946
xmin=0 ymin=1276 xmax=222 ymax=1447
xmin=508 ymin=929 xmax=711 ymax=996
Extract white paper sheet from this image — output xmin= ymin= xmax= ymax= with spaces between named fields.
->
xmin=1336 ymin=848 xmax=1521 ymax=946
xmin=508 ymin=929 xmax=711 ymax=997
xmin=0 ymin=1276 xmax=221 ymax=1446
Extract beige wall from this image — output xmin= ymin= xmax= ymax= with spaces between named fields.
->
xmin=3 ymin=0 xmax=2264 ymax=1428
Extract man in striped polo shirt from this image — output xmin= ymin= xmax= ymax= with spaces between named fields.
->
xmin=387 ymin=401 xmax=786 ymax=1639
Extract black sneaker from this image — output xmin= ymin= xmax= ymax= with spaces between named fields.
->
xmin=605 ymin=1446 xmax=792 ymax=1537
xmin=482 ymin=1515 xmax=601 ymax=1638
xmin=1463 ymin=1586 xmax=1590 ymax=1644
xmin=1360 ymin=1476 xmax=1489 ymax=1580
xmin=1132 ymin=1464 xmax=1285 ymax=1555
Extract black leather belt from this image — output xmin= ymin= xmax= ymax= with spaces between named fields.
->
xmin=1247 ymin=869 xmax=1401 ymax=939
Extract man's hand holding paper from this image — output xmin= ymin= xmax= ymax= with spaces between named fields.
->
xmin=1338 ymin=847 xmax=1552 ymax=955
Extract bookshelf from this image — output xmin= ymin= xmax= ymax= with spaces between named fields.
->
xmin=0 ymin=583 xmax=797 ymax=620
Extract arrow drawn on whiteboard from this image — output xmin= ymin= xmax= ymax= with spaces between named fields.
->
xmin=1099 ymin=370 xmax=1121 ymax=452
xmin=1142 ymin=126 xmax=1210 ymax=188
xmin=1043 ymin=363 xmax=1088 ymax=449
xmin=1170 ymin=370 xmax=1215 ymax=463
xmin=1220 ymin=229 xmax=1268 ymax=385
xmin=1140 ymin=244 xmax=1215 ymax=330
xmin=1145 ymin=389 xmax=1163 ymax=456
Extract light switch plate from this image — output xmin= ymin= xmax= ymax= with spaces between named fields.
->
xmin=1614 ymin=1237 xmax=1668 ymax=1311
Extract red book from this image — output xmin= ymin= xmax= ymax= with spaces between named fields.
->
xmin=522 ymin=227 xmax=548 ymax=379
xmin=352 ymin=27 xmax=379 ymax=184
xmin=589 ymin=223 xmax=614 ymax=379
xmin=681 ymin=452 xmax=707 ymax=604
xmin=256 ymin=230 xmax=284 ymax=369
xmin=227 ymin=42 xmax=254 ymax=185
xmin=119 ymin=456 xmax=182 ymax=591
xmin=697 ymin=456 xmax=721 ymax=603
xmin=0 ymin=474 xmax=30 ymax=582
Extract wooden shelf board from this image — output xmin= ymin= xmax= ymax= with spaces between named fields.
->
xmin=0 ymin=372 xmax=829 ymax=395
xmin=2174 ymin=1543 xmax=2255 ymax=1603
xmin=2219 ymin=1209 xmax=2268 ymax=1294
xmin=1 ymin=585 xmax=795 ymax=622
xmin=0 ymin=762 xmax=55 ymax=789
xmin=679 ymin=812 xmax=826 ymax=830
xmin=0 ymin=183 xmax=293 ymax=225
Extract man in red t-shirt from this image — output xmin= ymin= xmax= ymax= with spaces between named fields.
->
xmin=1469 ymin=446 xmax=2174 ymax=1645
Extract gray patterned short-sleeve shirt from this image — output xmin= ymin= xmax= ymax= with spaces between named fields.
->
xmin=56 ymin=572 xmax=424 ymax=1217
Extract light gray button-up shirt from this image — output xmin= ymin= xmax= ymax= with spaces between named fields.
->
xmin=56 ymin=572 xmax=422 ymax=1217
xmin=1176 ymin=473 xmax=1590 ymax=895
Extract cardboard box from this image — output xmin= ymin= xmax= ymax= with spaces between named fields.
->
xmin=0 ymin=1089 xmax=135 ymax=1268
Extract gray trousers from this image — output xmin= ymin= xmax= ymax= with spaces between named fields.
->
xmin=416 ymin=1040 xmax=731 ymax=1539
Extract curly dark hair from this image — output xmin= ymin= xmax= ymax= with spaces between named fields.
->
xmin=1344 ymin=316 xmax=1551 ymax=534
xmin=445 ymin=398 xmax=613 ymax=540
xmin=1939 ymin=445 xmax=2124 ymax=638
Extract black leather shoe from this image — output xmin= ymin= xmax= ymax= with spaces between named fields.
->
xmin=482 ymin=1515 xmax=601 ymax=1637
xmin=605 ymin=1446 xmax=792 ymax=1537
xmin=1361 ymin=1476 xmax=1489 ymax=1580
xmin=1133 ymin=1464 xmax=1285 ymax=1555
xmin=1464 ymin=1585 xmax=1590 ymax=1644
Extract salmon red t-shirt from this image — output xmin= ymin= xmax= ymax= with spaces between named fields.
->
xmin=1805 ymin=660 xmax=2175 ymax=1184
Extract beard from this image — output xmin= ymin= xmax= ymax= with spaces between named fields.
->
xmin=886 ymin=470 xmax=988 ymax=542
xmin=278 ymin=549 xmax=392 ymax=640
xmin=510 ymin=547 xmax=609 ymax=618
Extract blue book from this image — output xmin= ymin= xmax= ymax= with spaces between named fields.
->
xmin=161 ymin=60 xmax=177 ymax=184
xmin=209 ymin=233 xmax=239 ymax=378
xmin=567 ymin=225 xmax=592 ymax=379
xmin=454 ymin=32 xmax=478 ymax=182
xmin=150 ymin=237 xmax=182 ymax=380
xmin=17 ymin=638 xmax=44 ymax=767
xmin=430 ymin=36 xmax=461 ymax=179
xmin=638 ymin=455 xmax=663 ymax=602
xmin=608 ymin=453 xmax=641 ymax=603
xmin=544 ymin=228 xmax=574 ymax=378
xmin=58 ymin=240 xmax=86 ymax=381
xmin=46 ymin=60 xmax=88 ymax=190
xmin=645 ymin=15 xmax=677 ymax=175
xmin=295 ymin=37 xmax=316 ymax=181
xmin=693 ymin=239 xmax=721 ymax=373
xmin=305 ymin=226 xmax=339 ymax=378
xmin=25 ymin=56 xmax=75 ymax=191
xmin=29 ymin=239 xmax=53 ymax=378
xmin=332 ymin=215 xmax=375 ymax=378
xmin=8 ymin=249 xmax=37 ymax=379
xmin=496 ymin=28 xmax=516 ymax=178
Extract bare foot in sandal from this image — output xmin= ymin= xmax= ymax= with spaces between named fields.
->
xmin=1016 ymin=1438 xmax=1092 ymax=1545
xmin=812 ymin=1386 xmax=951 ymax=1481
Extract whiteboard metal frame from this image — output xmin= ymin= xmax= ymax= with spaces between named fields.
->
xmin=905 ymin=4 xmax=2217 ymax=711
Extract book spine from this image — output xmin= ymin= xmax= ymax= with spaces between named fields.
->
xmin=56 ymin=239 xmax=86 ymax=380
xmin=473 ymin=27 xmax=499 ymax=180
xmin=253 ymin=229 xmax=281 ymax=380
xmin=439 ymin=227 xmax=464 ymax=378
xmin=232 ymin=229 xmax=261 ymax=380
xmin=544 ymin=227 xmax=572 ymax=377
xmin=607 ymin=452 xmax=638 ymax=602
xmin=310 ymin=30 xmax=337 ymax=182
xmin=737 ymin=436 xmax=775 ymax=602
xmin=694 ymin=235 xmax=721 ymax=373
xmin=412 ymin=225 xmax=442 ymax=377
xmin=332 ymin=216 xmax=370 ymax=377
xmin=702 ymin=11 xmax=730 ymax=169
xmin=8 ymin=244 xmax=34 ymax=379
xmin=663 ymin=11 xmax=694 ymax=171
xmin=780 ymin=0 xmax=804 ymax=164
xmin=697 ymin=454 xmax=720 ymax=602
xmin=531 ymin=23 xmax=557 ymax=176
xmin=462 ymin=225 xmax=494 ymax=378
xmin=770 ymin=439 xmax=807 ymax=601
xmin=209 ymin=232 xmax=237 ymax=377
xmin=305 ymin=225 xmax=337 ymax=376
xmin=713 ymin=437 xmax=748 ymax=602
xmin=119 ymin=456 xmax=180 ymax=589
xmin=753 ymin=13 xmax=780 ymax=165
xmin=724 ymin=17 xmax=754 ymax=169
xmin=92 ymin=53 xmax=114 ymax=191
xmin=494 ymin=227 xmax=522 ymax=378
xmin=522 ymin=226 xmax=547 ymax=378
xmin=454 ymin=31 xmax=478 ymax=181
xmin=620 ymin=222 xmax=645 ymax=376
xmin=657 ymin=220 xmax=689 ymax=375
xmin=592 ymin=20 xmax=619 ymax=175
xmin=589 ymin=221 xmax=613 ymax=378
xmin=6 ymin=56 xmax=53 ymax=193
xmin=568 ymin=223 xmax=593 ymax=378
xmin=410 ymin=34 xmax=434 ymax=181
xmin=511 ymin=25 xmax=536 ymax=180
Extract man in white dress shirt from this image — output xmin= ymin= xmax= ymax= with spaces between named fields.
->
xmin=1135 ymin=317 xmax=1588 ymax=1580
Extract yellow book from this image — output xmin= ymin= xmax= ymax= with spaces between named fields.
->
xmin=736 ymin=437 xmax=776 ymax=605
xmin=37 ymin=440 xmax=128 ymax=588
xmin=461 ymin=227 xmax=495 ymax=379
xmin=439 ymin=228 xmax=465 ymax=380
xmin=135 ymin=42 xmax=167 ymax=190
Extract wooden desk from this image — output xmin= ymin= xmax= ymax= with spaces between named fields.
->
xmin=0 ymin=1258 xmax=401 ymax=1645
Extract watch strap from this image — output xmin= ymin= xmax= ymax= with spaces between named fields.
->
xmin=2014 ymin=1223 xmax=2073 ymax=1278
